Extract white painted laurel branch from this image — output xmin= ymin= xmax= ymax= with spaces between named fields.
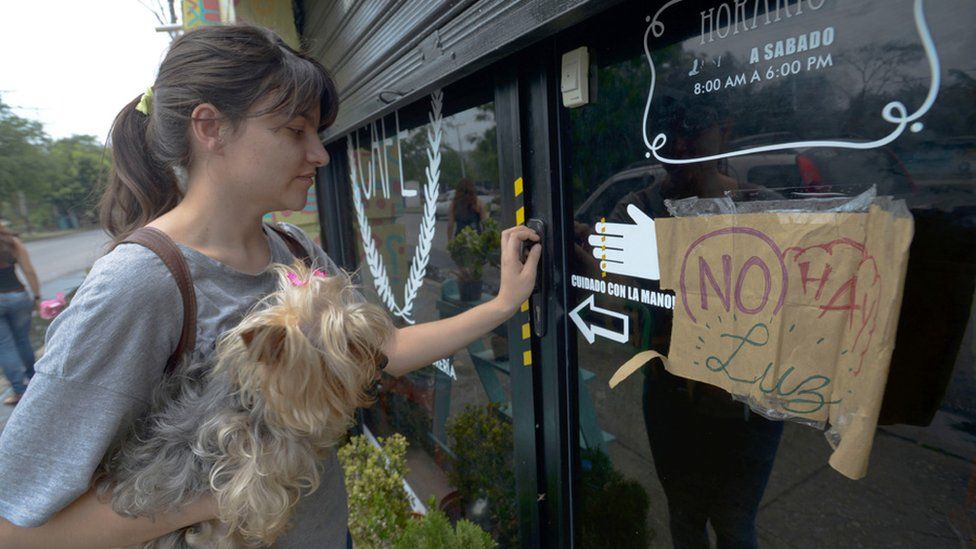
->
xmin=349 ymin=142 xmax=401 ymax=317
xmin=399 ymin=90 xmax=443 ymax=321
xmin=349 ymin=89 xmax=443 ymax=323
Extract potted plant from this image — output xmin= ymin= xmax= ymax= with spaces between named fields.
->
xmin=578 ymin=448 xmax=653 ymax=548
xmin=338 ymin=433 xmax=412 ymax=548
xmin=446 ymin=403 xmax=517 ymax=547
xmin=395 ymin=497 xmax=497 ymax=549
xmin=339 ymin=433 xmax=499 ymax=548
xmin=447 ymin=217 xmax=500 ymax=301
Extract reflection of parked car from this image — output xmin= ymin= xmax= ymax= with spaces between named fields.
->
xmin=574 ymin=142 xmax=914 ymax=224
xmin=575 ymin=164 xmax=667 ymax=225
xmin=795 ymin=147 xmax=914 ymax=195
xmin=724 ymin=135 xmax=915 ymax=197
xmin=900 ymin=136 xmax=976 ymax=185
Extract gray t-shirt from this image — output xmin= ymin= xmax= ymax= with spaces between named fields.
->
xmin=0 ymin=222 xmax=349 ymax=547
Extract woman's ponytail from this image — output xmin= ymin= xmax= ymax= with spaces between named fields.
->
xmin=99 ymin=95 xmax=182 ymax=243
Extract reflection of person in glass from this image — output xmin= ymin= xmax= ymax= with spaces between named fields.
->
xmin=447 ymin=178 xmax=488 ymax=238
xmin=610 ymin=95 xmax=784 ymax=549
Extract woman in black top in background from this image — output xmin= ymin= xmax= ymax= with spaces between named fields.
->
xmin=0 ymin=224 xmax=40 ymax=405
xmin=447 ymin=178 xmax=488 ymax=238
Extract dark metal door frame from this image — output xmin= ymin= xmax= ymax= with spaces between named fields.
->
xmin=495 ymin=60 xmax=547 ymax=549
xmin=516 ymin=40 xmax=580 ymax=549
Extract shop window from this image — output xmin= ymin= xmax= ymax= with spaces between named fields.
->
xmin=560 ymin=0 xmax=976 ymax=546
xmin=343 ymin=85 xmax=520 ymax=546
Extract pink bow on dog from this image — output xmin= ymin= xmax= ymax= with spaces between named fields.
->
xmin=287 ymin=269 xmax=328 ymax=287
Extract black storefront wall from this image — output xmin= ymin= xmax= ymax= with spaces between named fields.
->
xmin=309 ymin=0 xmax=976 ymax=547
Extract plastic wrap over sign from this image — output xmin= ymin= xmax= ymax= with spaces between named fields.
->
xmin=611 ymin=197 xmax=913 ymax=479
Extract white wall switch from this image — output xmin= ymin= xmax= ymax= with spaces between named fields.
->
xmin=561 ymin=46 xmax=589 ymax=108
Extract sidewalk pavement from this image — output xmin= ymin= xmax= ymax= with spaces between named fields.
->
xmin=0 ymin=378 xmax=15 ymax=430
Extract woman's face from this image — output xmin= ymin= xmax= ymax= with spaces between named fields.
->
xmin=216 ymin=102 xmax=329 ymax=214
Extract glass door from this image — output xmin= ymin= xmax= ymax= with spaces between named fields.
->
xmin=324 ymin=70 xmax=540 ymax=548
xmin=553 ymin=0 xmax=976 ymax=546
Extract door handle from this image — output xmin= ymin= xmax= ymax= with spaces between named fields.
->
xmin=523 ymin=218 xmax=547 ymax=337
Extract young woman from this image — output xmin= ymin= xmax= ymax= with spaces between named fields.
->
xmin=0 ymin=225 xmax=40 ymax=405
xmin=447 ymin=177 xmax=489 ymax=238
xmin=0 ymin=25 xmax=540 ymax=548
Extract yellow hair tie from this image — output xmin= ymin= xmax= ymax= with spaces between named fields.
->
xmin=135 ymin=86 xmax=154 ymax=115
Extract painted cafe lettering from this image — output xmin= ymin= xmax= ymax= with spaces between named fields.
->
xmin=700 ymin=0 xmax=827 ymax=44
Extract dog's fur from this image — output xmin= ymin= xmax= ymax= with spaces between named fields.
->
xmin=95 ymin=261 xmax=394 ymax=548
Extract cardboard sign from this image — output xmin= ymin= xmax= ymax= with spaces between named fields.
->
xmin=611 ymin=203 xmax=913 ymax=479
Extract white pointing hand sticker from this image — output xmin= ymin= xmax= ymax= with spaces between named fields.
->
xmin=588 ymin=204 xmax=660 ymax=281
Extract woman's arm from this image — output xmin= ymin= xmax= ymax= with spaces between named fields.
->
xmin=12 ymin=238 xmax=41 ymax=299
xmin=383 ymin=225 xmax=540 ymax=377
xmin=0 ymin=490 xmax=215 ymax=549
xmin=0 ymin=244 xmax=194 ymax=546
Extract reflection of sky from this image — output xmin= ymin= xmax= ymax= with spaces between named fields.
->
xmin=431 ymin=107 xmax=494 ymax=153
xmin=673 ymin=0 xmax=976 ymax=88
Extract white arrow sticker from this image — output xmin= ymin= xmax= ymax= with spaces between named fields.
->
xmin=570 ymin=294 xmax=630 ymax=345
xmin=587 ymin=204 xmax=660 ymax=281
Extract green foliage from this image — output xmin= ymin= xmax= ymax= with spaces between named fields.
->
xmin=446 ymin=217 xmax=500 ymax=282
xmin=397 ymin=104 xmax=498 ymax=198
xmin=0 ymin=98 xmax=47 ymax=197
xmin=0 ymin=95 xmax=107 ymax=232
xmin=339 ymin=433 xmax=499 ymax=548
xmin=446 ymin=403 xmax=517 ymax=547
xmin=46 ymin=135 xmax=109 ymax=221
xmin=338 ymin=433 xmax=412 ymax=548
xmin=395 ymin=498 xmax=497 ymax=549
xmin=578 ymin=448 xmax=652 ymax=548
xmin=454 ymin=518 xmax=498 ymax=548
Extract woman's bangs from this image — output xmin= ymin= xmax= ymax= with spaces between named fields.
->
xmin=258 ymin=55 xmax=338 ymax=131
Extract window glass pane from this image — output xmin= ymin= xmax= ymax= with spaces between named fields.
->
xmin=264 ymin=187 xmax=322 ymax=244
xmin=345 ymin=87 xmax=517 ymax=546
xmin=563 ymin=0 xmax=976 ymax=546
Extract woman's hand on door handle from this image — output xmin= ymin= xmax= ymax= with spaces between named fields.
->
xmin=495 ymin=225 xmax=542 ymax=315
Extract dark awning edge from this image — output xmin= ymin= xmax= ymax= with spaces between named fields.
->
xmin=303 ymin=0 xmax=626 ymax=142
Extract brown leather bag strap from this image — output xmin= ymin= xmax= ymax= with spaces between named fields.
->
xmin=122 ymin=227 xmax=197 ymax=375
xmin=267 ymin=223 xmax=313 ymax=268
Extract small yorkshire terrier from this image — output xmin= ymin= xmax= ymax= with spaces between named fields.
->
xmin=95 ymin=261 xmax=394 ymax=548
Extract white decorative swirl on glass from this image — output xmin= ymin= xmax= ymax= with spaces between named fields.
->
xmin=641 ymin=0 xmax=941 ymax=164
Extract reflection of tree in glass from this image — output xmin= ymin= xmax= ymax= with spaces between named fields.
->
xmin=839 ymin=42 xmax=925 ymax=99
xmin=399 ymin=104 xmax=498 ymax=196
xmin=835 ymin=41 xmax=926 ymax=138
xmin=892 ymin=69 xmax=976 ymax=160
xmin=569 ymin=56 xmax=650 ymax=205
xmin=467 ymin=105 xmax=500 ymax=190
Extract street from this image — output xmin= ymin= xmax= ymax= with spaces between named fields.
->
xmin=25 ymin=229 xmax=112 ymax=299
xmin=1 ymin=229 xmax=110 ymax=426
